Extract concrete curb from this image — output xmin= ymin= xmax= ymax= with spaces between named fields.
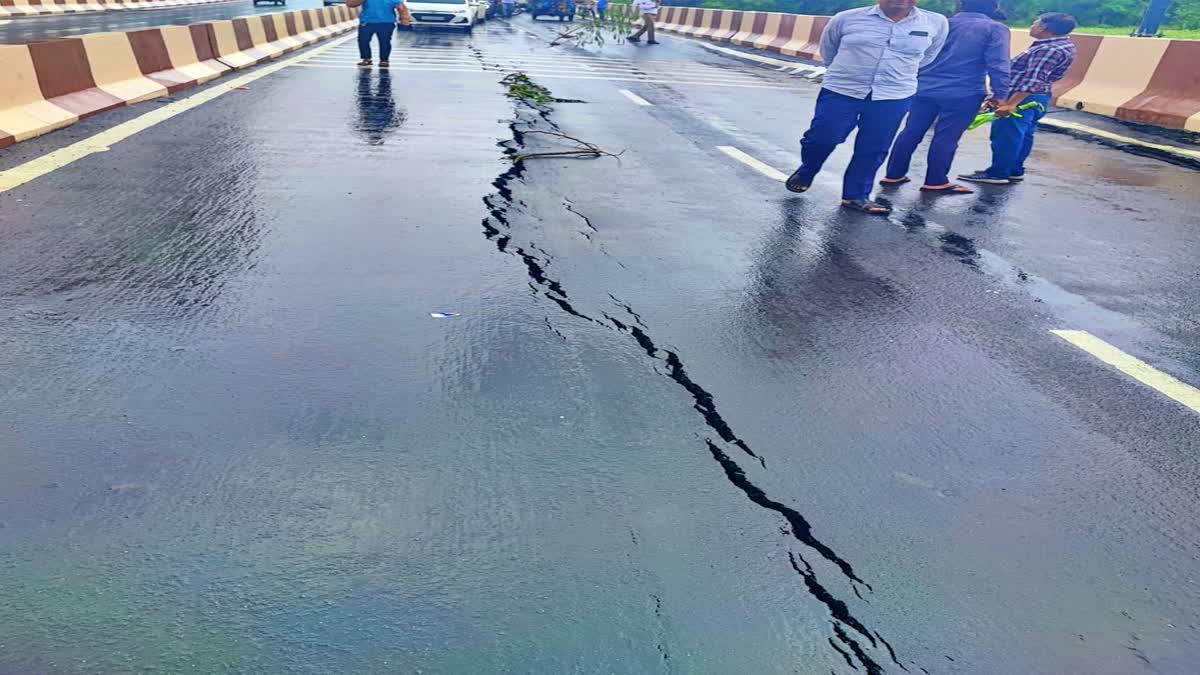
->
xmin=0 ymin=5 xmax=357 ymax=148
xmin=0 ymin=0 xmax=238 ymax=19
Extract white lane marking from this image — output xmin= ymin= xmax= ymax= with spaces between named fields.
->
xmin=619 ymin=89 xmax=653 ymax=106
xmin=1051 ymin=330 xmax=1200 ymax=415
xmin=0 ymin=34 xmax=356 ymax=195
xmin=696 ymin=41 xmax=827 ymax=78
xmin=1040 ymin=118 xmax=1200 ymax=163
xmin=716 ymin=145 xmax=787 ymax=181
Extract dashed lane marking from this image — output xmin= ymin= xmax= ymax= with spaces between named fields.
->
xmin=0 ymin=35 xmax=355 ymax=195
xmin=619 ymin=89 xmax=653 ymax=106
xmin=1051 ymin=330 xmax=1200 ymax=415
xmin=716 ymin=145 xmax=788 ymax=181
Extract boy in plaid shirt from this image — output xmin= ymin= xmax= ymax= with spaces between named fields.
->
xmin=960 ymin=13 xmax=1077 ymax=184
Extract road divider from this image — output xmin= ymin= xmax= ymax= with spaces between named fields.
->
xmin=0 ymin=5 xmax=357 ymax=148
xmin=0 ymin=0 xmax=235 ymax=19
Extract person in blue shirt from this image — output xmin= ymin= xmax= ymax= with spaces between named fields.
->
xmin=595 ymin=0 xmax=608 ymax=21
xmin=784 ymin=0 xmax=948 ymax=215
xmin=348 ymin=0 xmax=404 ymax=68
xmin=881 ymin=0 xmax=1011 ymax=195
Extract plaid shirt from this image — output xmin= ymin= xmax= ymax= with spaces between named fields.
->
xmin=1009 ymin=36 xmax=1077 ymax=94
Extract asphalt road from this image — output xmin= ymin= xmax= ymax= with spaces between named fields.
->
xmin=2 ymin=16 xmax=1200 ymax=675
xmin=0 ymin=0 xmax=328 ymax=44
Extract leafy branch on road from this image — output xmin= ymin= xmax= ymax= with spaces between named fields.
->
xmin=511 ymin=130 xmax=624 ymax=162
xmin=501 ymin=72 xmax=556 ymax=104
xmin=548 ymin=13 xmax=635 ymax=48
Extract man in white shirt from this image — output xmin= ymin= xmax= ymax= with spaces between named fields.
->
xmin=785 ymin=0 xmax=947 ymax=215
xmin=627 ymin=0 xmax=661 ymax=45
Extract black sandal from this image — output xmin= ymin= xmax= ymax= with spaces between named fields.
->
xmin=785 ymin=168 xmax=812 ymax=193
xmin=840 ymin=199 xmax=892 ymax=215
xmin=920 ymin=183 xmax=973 ymax=194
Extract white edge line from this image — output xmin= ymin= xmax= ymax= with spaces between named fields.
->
xmin=716 ymin=145 xmax=787 ymax=182
xmin=619 ymin=89 xmax=653 ymax=106
xmin=1050 ymin=329 xmax=1200 ymax=415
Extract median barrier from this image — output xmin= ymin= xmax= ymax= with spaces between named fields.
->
xmin=0 ymin=6 xmax=358 ymax=148
xmin=655 ymin=5 xmax=1200 ymax=132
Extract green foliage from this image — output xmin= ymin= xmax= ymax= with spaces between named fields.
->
xmin=684 ymin=0 xmax=1200 ymax=32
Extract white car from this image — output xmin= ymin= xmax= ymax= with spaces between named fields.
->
xmin=406 ymin=0 xmax=476 ymax=31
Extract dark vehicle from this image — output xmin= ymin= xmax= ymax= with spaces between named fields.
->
xmin=528 ymin=0 xmax=574 ymax=20
xmin=255 ymin=0 xmax=286 ymax=5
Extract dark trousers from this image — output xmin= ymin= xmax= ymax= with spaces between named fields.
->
xmin=885 ymin=94 xmax=984 ymax=186
xmin=502 ymin=2 xmax=513 ymax=16
xmin=358 ymin=22 xmax=394 ymax=62
xmin=986 ymin=93 xmax=1050 ymax=178
xmin=797 ymin=88 xmax=913 ymax=201
xmin=630 ymin=13 xmax=656 ymax=41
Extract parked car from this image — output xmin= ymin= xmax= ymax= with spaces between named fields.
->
xmin=254 ymin=0 xmax=286 ymax=6
xmin=528 ymin=0 xmax=574 ymax=20
xmin=321 ymin=0 xmax=344 ymax=5
xmin=407 ymin=0 xmax=476 ymax=31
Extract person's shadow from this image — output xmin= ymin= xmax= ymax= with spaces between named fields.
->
xmin=354 ymin=70 xmax=406 ymax=146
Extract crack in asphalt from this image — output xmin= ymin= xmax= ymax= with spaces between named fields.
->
xmin=481 ymin=87 xmax=901 ymax=673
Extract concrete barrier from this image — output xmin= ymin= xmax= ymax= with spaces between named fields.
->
xmin=0 ymin=6 xmax=357 ymax=148
xmin=0 ymin=0 xmax=234 ymax=19
xmin=656 ymin=5 xmax=1200 ymax=132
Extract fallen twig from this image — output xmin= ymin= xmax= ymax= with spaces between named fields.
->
xmin=512 ymin=130 xmax=625 ymax=162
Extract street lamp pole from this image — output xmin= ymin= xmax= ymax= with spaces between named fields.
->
xmin=1134 ymin=0 xmax=1172 ymax=36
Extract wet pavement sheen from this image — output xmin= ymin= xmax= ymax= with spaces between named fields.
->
xmin=2 ymin=17 xmax=1200 ymax=675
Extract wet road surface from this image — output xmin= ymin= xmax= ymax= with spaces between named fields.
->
xmin=0 ymin=0 xmax=326 ymax=44
xmin=2 ymin=17 xmax=1200 ymax=675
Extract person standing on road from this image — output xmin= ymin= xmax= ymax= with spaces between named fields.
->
xmin=596 ymin=0 xmax=608 ymax=21
xmin=501 ymin=0 xmax=514 ymax=18
xmin=784 ymin=0 xmax=948 ymax=215
xmin=880 ymin=0 xmax=1010 ymax=195
xmin=349 ymin=0 xmax=404 ymax=68
xmin=627 ymin=0 xmax=660 ymax=45
xmin=959 ymin=13 xmax=1077 ymax=185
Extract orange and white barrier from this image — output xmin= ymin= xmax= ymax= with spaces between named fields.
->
xmin=0 ymin=5 xmax=358 ymax=148
xmin=0 ymin=0 xmax=235 ymax=19
xmin=656 ymin=5 xmax=1200 ymax=132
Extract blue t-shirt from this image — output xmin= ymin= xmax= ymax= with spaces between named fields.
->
xmin=360 ymin=0 xmax=402 ymax=24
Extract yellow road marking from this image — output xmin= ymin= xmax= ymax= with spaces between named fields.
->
xmin=716 ymin=145 xmax=787 ymax=181
xmin=0 ymin=34 xmax=355 ymax=195
xmin=1051 ymin=329 xmax=1200 ymax=415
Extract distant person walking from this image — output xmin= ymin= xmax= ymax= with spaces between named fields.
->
xmin=501 ymin=0 xmax=514 ymax=18
xmin=959 ymin=12 xmax=1077 ymax=185
xmin=785 ymin=0 xmax=948 ymax=215
xmin=595 ymin=0 xmax=607 ymax=21
xmin=627 ymin=0 xmax=660 ymax=44
xmin=881 ymin=0 xmax=1010 ymax=195
xmin=349 ymin=0 xmax=404 ymax=68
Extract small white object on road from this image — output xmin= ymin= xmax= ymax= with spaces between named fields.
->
xmin=430 ymin=312 xmax=461 ymax=319
xmin=619 ymin=89 xmax=653 ymax=106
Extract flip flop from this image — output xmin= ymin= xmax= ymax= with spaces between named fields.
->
xmin=840 ymin=199 xmax=892 ymax=215
xmin=919 ymin=184 xmax=974 ymax=194
xmin=785 ymin=169 xmax=812 ymax=194
xmin=879 ymin=177 xmax=911 ymax=187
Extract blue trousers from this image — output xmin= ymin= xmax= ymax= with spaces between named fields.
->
xmin=885 ymin=94 xmax=984 ymax=186
xmin=797 ymin=88 xmax=913 ymax=201
xmin=986 ymin=93 xmax=1050 ymax=179
xmin=358 ymin=23 xmax=394 ymax=62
